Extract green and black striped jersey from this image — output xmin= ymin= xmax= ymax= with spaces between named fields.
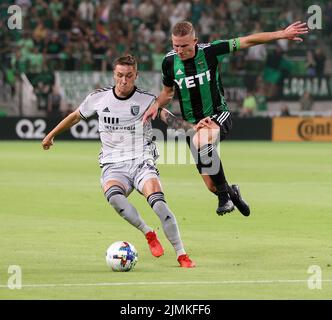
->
xmin=162 ymin=38 xmax=240 ymax=124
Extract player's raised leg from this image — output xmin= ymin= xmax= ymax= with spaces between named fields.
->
xmin=192 ymin=121 xmax=234 ymax=215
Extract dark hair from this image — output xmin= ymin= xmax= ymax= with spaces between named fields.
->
xmin=172 ymin=21 xmax=195 ymax=37
xmin=112 ymin=54 xmax=137 ymax=70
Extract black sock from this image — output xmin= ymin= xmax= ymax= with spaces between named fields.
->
xmin=198 ymin=144 xmax=229 ymax=195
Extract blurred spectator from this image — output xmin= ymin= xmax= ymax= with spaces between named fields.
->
xmin=248 ymin=0 xmax=260 ymax=21
xmin=299 ymin=91 xmax=314 ymax=111
xmin=191 ymin=0 xmax=204 ymax=25
xmin=95 ymin=0 xmax=111 ymax=37
xmin=325 ymin=0 xmax=332 ymax=40
xmin=230 ymin=50 xmax=246 ymax=73
xmin=137 ymin=0 xmax=156 ymax=26
xmin=80 ymin=51 xmax=94 ymax=71
xmin=11 ymin=49 xmax=27 ymax=75
xmin=240 ymin=90 xmax=257 ymax=117
xmin=57 ymin=9 xmax=73 ymax=31
xmin=33 ymin=20 xmax=48 ymax=43
xmin=199 ymin=10 xmax=215 ymax=42
xmin=49 ymin=0 xmax=63 ymax=21
xmin=263 ymin=46 xmax=289 ymax=99
xmin=152 ymin=43 xmax=165 ymax=71
xmin=137 ymin=45 xmax=152 ymax=71
xmin=246 ymin=44 xmax=266 ymax=67
xmin=47 ymin=85 xmax=62 ymax=118
xmin=15 ymin=0 xmax=32 ymax=17
xmin=27 ymin=47 xmax=44 ymax=73
xmin=215 ymin=1 xmax=231 ymax=22
xmin=137 ymin=23 xmax=152 ymax=45
xmin=280 ymin=104 xmax=290 ymax=116
xmin=101 ymin=47 xmax=116 ymax=72
xmin=109 ymin=0 xmax=123 ymax=23
xmin=168 ymin=1 xmax=186 ymax=28
xmin=313 ymin=48 xmax=326 ymax=77
xmin=45 ymin=32 xmax=63 ymax=55
xmin=246 ymin=23 xmax=267 ymax=64
xmin=62 ymin=103 xmax=74 ymax=117
xmin=227 ymin=0 xmax=243 ymax=15
xmin=122 ymin=0 xmax=137 ymax=19
xmin=26 ymin=6 xmax=39 ymax=31
xmin=255 ymin=87 xmax=268 ymax=112
xmin=305 ymin=50 xmax=316 ymax=76
xmin=174 ymin=0 xmax=192 ymax=21
xmin=59 ymin=44 xmax=76 ymax=70
xmin=34 ymin=0 xmax=48 ymax=17
xmin=160 ymin=0 xmax=175 ymax=18
xmin=78 ymin=0 xmax=95 ymax=23
xmin=151 ymin=23 xmax=167 ymax=45
xmin=30 ymin=67 xmax=54 ymax=111
xmin=90 ymin=35 xmax=108 ymax=69
xmin=158 ymin=16 xmax=171 ymax=41
xmin=34 ymin=79 xmax=51 ymax=110
xmin=17 ymin=32 xmax=34 ymax=59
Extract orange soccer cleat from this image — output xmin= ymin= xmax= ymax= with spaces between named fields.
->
xmin=177 ymin=254 xmax=196 ymax=268
xmin=145 ymin=231 xmax=164 ymax=257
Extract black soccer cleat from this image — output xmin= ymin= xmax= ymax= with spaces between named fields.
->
xmin=229 ymin=184 xmax=250 ymax=217
xmin=216 ymin=197 xmax=235 ymax=216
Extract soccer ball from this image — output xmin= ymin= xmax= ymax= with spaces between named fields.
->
xmin=105 ymin=241 xmax=138 ymax=272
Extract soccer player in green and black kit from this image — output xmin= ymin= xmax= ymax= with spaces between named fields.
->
xmin=143 ymin=21 xmax=308 ymax=216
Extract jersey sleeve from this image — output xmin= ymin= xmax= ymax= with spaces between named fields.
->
xmin=148 ymin=95 xmax=156 ymax=107
xmin=78 ymin=93 xmax=97 ymax=120
xmin=210 ymin=38 xmax=240 ymax=61
xmin=162 ymin=57 xmax=174 ymax=87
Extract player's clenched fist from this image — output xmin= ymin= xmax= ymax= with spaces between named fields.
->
xmin=42 ymin=135 xmax=54 ymax=150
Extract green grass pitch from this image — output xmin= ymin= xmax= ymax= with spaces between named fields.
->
xmin=0 ymin=140 xmax=331 ymax=299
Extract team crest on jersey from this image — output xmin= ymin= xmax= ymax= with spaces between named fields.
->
xmin=131 ymin=105 xmax=140 ymax=116
xmin=197 ymin=60 xmax=205 ymax=71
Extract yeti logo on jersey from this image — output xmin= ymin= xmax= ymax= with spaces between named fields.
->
xmin=174 ymin=70 xmax=211 ymax=89
xmin=131 ymin=105 xmax=140 ymax=116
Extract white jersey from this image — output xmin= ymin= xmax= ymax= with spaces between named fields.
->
xmin=79 ymin=86 xmax=157 ymax=165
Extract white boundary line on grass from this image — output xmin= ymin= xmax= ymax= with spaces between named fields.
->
xmin=1 ymin=279 xmax=332 ymax=289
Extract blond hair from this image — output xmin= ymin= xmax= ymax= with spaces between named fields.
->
xmin=172 ymin=21 xmax=196 ymax=37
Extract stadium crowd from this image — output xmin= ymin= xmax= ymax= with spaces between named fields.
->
xmin=0 ymin=0 xmax=331 ymax=116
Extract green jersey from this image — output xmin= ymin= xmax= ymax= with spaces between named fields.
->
xmin=162 ymin=38 xmax=240 ymax=124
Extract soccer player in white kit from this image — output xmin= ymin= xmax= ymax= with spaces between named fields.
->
xmin=42 ymin=55 xmax=195 ymax=268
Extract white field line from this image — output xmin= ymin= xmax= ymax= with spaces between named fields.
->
xmin=0 ymin=279 xmax=332 ymax=289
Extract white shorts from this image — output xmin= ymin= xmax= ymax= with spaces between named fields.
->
xmin=100 ymin=156 xmax=160 ymax=195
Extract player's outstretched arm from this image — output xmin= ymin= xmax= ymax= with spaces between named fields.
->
xmin=159 ymin=108 xmax=194 ymax=132
xmin=239 ymin=21 xmax=309 ymax=49
xmin=42 ymin=108 xmax=81 ymax=150
xmin=143 ymin=85 xmax=174 ymax=123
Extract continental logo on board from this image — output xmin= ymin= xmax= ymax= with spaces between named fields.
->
xmin=273 ymin=117 xmax=332 ymax=141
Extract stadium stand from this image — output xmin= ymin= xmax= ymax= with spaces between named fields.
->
xmin=0 ymin=0 xmax=331 ymax=117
